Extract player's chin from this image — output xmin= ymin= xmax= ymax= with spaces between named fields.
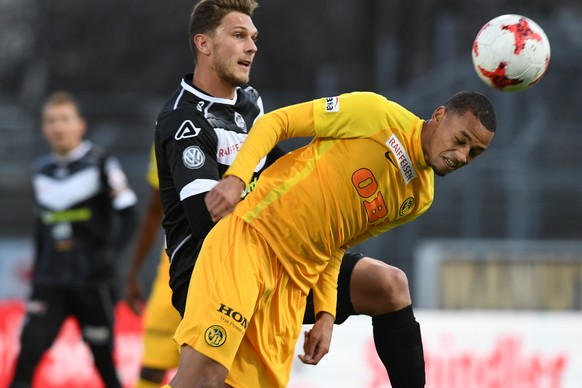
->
xmin=433 ymin=164 xmax=454 ymax=177
xmin=234 ymin=68 xmax=251 ymax=84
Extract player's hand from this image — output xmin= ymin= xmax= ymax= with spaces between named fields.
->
xmin=298 ymin=311 xmax=334 ymax=365
xmin=126 ymin=273 xmax=145 ymax=316
xmin=205 ymin=175 xmax=246 ymax=222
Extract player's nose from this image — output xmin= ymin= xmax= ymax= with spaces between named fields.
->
xmin=247 ymin=37 xmax=257 ymax=53
xmin=458 ymin=149 xmax=468 ymax=164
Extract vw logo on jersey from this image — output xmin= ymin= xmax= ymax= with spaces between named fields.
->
xmin=175 ymin=120 xmax=201 ymax=140
xmin=234 ymin=112 xmax=247 ymax=132
xmin=182 ymin=146 xmax=205 ymax=169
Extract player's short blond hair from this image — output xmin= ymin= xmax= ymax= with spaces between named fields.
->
xmin=43 ymin=91 xmax=82 ymax=116
xmin=189 ymin=0 xmax=258 ymax=63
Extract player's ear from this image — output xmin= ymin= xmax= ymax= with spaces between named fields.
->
xmin=79 ymin=118 xmax=87 ymax=137
xmin=432 ymin=106 xmax=445 ymax=125
xmin=194 ymin=33 xmax=211 ymax=57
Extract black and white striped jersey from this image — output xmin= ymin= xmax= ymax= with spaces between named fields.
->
xmin=155 ymin=74 xmax=283 ymax=314
xmin=31 ymin=141 xmax=137 ymax=287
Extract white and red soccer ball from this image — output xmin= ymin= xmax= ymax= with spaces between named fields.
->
xmin=472 ymin=14 xmax=551 ymax=91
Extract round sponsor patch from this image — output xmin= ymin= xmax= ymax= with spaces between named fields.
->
xmin=204 ymin=325 xmax=227 ymax=347
xmin=182 ymin=146 xmax=205 ymax=169
xmin=234 ymin=112 xmax=247 ymax=132
xmin=399 ymin=197 xmax=415 ymax=217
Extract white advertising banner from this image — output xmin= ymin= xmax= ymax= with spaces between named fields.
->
xmin=289 ymin=311 xmax=582 ymax=388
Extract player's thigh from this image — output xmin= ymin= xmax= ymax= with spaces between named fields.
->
xmin=174 ymin=215 xmax=266 ymax=372
xmin=303 ymin=252 xmax=364 ymax=325
xmin=72 ymin=284 xmax=115 ymax=346
xmin=142 ymin=251 xmax=181 ymax=370
xmin=227 ymin=256 xmax=307 ymax=388
xmin=18 ymin=285 xmax=69 ymax=355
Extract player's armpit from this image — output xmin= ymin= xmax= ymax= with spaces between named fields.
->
xmin=224 ymin=101 xmax=315 ymax=185
xmin=311 ymin=249 xmax=344 ymax=319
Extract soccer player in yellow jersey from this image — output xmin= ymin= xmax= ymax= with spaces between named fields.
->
xmin=167 ymin=91 xmax=496 ymax=387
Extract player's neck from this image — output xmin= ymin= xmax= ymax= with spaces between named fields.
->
xmin=192 ymin=67 xmax=237 ymax=100
xmin=420 ymin=120 xmax=432 ymax=165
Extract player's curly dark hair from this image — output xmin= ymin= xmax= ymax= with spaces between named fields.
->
xmin=189 ymin=0 xmax=259 ymax=63
xmin=444 ymin=91 xmax=496 ymax=132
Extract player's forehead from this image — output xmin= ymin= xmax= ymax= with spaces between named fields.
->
xmin=216 ymin=11 xmax=257 ymax=36
xmin=449 ymin=110 xmax=493 ymax=148
xmin=43 ymin=101 xmax=78 ymax=117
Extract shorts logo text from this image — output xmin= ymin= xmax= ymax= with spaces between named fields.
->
xmin=218 ymin=304 xmax=248 ymax=331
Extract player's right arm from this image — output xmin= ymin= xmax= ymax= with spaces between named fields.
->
xmin=155 ymin=108 xmax=220 ymax=251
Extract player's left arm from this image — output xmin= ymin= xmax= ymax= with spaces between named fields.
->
xmin=104 ymin=155 xmax=139 ymax=254
xmin=298 ymin=248 xmax=343 ymax=365
xmin=224 ymin=92 xmax=387 ymax=186
xmin=206 ymin=93 xmax=390 ymax=221
xmin=205 ymin=101 xmax=315 ymax=220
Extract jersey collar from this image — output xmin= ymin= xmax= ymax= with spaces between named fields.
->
xmin=180 ymin=76 xmax=239 ymax=106
xmin=414 ymin=120 xmax=429 ymax=169
xmin=53 ymin=140 xmax=92 ymax=164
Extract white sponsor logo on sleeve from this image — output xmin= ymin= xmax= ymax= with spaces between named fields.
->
xmin=325 ymin=96 xmax=340 ymax=112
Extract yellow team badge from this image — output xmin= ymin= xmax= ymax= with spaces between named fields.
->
xmin=399 ymin=197 xmax=415 ymax=217
xmin=204 ymin=325 xmax=227 ymax=347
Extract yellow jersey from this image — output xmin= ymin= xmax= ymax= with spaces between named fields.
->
xmin=226 ymin=92 xmax=434 ymax=316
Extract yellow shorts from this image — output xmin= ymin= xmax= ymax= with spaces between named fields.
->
xmin=142 ymin=250 xmax=182 ymax=370
xmin=174 ymin=215 xmax=307 ymax=388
